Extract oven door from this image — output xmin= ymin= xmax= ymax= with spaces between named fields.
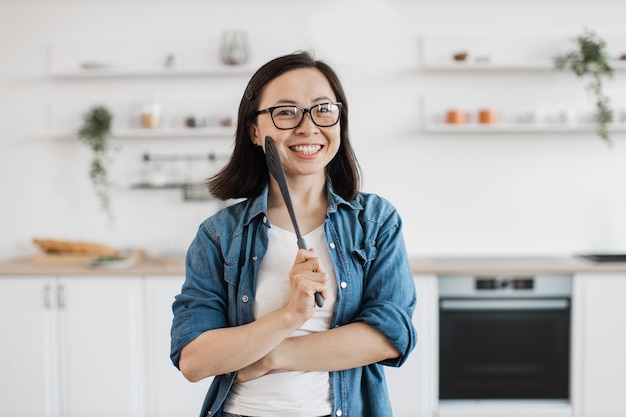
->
xmin=439 ymin=298 xmax=570 ymax=400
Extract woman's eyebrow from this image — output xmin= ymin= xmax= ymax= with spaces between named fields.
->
xmin=273 ymin=97 xmax=335 ymax=106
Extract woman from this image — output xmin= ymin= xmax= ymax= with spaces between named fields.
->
xmin=170 ymin=51 xmax=417 ymax=417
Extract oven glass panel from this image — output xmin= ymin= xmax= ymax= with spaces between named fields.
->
xmin=439 ymin=301 xmax=570 ymax=399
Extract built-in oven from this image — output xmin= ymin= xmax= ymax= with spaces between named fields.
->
xmin=438 ymin=274 xmax=572 ymax=400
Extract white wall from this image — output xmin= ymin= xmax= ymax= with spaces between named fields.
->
xmin=1 ymin=0 xmax=626 ymax=261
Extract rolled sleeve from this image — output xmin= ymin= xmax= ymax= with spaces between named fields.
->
xmin=170 ymin=224 xmax=228 ymax=369
xmin=355 ymin=211 xmax=417 ymax=367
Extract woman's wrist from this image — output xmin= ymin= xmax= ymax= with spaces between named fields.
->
xmin=267 ymin=337 xmax=290 ymax=371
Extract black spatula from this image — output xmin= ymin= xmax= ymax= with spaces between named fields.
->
xmin=264 ymin=136 xmax=324 ymax=308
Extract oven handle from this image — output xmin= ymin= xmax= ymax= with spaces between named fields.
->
xmin=440 ymin=298 xmax=569 ymax=310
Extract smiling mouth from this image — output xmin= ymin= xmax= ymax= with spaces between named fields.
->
xmin=289 ymin=144 xmax=322 ymax=155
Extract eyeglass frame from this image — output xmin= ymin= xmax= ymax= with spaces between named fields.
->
xmin=253 ymin=102 xmax=343 ymax=130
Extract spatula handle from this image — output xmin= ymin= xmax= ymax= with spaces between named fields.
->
xmin=265 ymin=136 xmax=324 ymax=308
xmin=296 ymin=238 xmax=325 ymax=308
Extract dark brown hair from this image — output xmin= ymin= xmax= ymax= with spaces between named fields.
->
xmin=208 ymin=51 xmax=361 ymax=201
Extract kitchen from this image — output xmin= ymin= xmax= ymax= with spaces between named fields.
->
xmin=1 ymin=1 xmax=626 ymax=416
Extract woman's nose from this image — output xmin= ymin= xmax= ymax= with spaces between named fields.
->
xmin=295 ymin=111 xmax=318 ymax=134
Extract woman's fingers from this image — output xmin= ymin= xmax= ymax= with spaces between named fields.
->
xmin=288 ymin=248 xmax=328 ymax=314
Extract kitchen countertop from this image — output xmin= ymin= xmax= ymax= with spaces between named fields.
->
xmin=0 ymin=257 xmax=186 ymax=276
xmin=409 ymin=255 xmax=626 ymax=275
xmin=1 ymin=255 xmax=626 ymax=276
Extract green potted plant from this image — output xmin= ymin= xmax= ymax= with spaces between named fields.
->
xmin=78 ymin=105 xmax=114 ymax=221
xmin=554 ymin=28 xmax=614 ymax=146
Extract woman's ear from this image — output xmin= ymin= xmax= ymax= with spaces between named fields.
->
xmin=249 ymin=123 xmax=262 ymax=148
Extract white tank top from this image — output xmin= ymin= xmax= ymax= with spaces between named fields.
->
xmin=223 ymin=225 xmax=337 ymax=417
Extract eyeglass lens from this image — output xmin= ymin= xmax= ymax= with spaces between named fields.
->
xmin=271 ymin=103 xmax=340 ymax=129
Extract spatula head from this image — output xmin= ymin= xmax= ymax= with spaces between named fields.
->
xmin=264 ymin=136 xmax=306 ymax=248
xmin=264 ymin=135 xmax=285 ymax=182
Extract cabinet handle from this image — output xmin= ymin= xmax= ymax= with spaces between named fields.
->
xmin=57 ymin=285 xmax=66 ymax=309
xmin=44 ymin=284 xmax=52 ymax=309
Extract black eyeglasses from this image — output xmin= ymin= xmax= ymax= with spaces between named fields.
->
xmin=255 ymin=102 xmax=342 ymax=130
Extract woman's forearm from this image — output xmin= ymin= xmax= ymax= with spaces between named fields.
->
xmin=271 ymin=322 xmax=400 ymax=372
xmin=178 ymin=307 xmax=304 ymax=382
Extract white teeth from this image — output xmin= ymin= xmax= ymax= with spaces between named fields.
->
xmin=291 ymin=145 xmax=321 ymax=155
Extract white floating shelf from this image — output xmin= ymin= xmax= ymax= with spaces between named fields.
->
xmin=112 ymin=127 xmax=235 ymax=138
xmin=48 ymin=38 xmax=260 ymax=78
xmin=53 ymin=126 xmax=235 ymax=140
xmin=423 ymin=123 xmax=626 ymax=133
xmin=420 ymin=32 xmax=626 ymax=71
xmin=422 ymin=61 xmax=554 ymax=71
xmin=49 ymin=66 xmax=254 ymax=79
xmin=129 ymin=183 xmax=184 ymax=190
xmin=423 ymin=60 xmax=626 ymax=72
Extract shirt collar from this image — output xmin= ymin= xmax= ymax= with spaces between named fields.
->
xmin=243 ymin=181 xmax=362 ymax=225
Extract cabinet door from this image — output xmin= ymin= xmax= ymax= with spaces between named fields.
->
xmin=57 ymin=276 xmax=144 ymax=417
xmin=144 ymin=276 xmax=212 ymax=417
xmin=572 ymin=273 xmax=626 ymax=417
xmin=0 ymin=277 xmax=58 ymax=417
xmin=386 ymin=274 xmax=438 ymax=417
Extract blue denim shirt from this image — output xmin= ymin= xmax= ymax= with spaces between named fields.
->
xmin=171 ymin=184 xmax=417 ymax=417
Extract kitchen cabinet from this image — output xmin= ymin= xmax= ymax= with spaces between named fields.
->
xmin=571 ymin=272 xmax=626 ymax=417
xmin=58 ymin=276 xmax=144 ymax=417
xmin=0 ymin=276 xmax=144 ymax=417
xmin=144 ymin=275 xmax=212 ymax=417
xmin=0 ymin=273 xmax=213 ymax=417
xmin=386 ymin=274 xmax=438 ymax=417
xmin=0 ymin=277 xmax=56 ymax=417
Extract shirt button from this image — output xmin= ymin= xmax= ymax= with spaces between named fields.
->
xmin=262 ymin=216 xmax=267 ymax=223
xmin=335 ymin=410 xmax=343 ymax=417
xmin=242 ymin=295 xmax=249 ymax=302
xmin=329 ymin=242 xmax=336 ymax=249
xmin=252 ymin=255 xmax=257 ymax=262
xmin=340 ymin=281 xmax=347 ymax=289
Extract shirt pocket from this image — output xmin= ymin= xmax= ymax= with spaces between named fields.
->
xmin=352 ymin=238 xmax=378 ymax=266
xmin=223 ymin=257 xmax=240 ymax=286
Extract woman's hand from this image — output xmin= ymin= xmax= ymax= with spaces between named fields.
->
xmin=234 ymin=335 xmax=296 ymax=383
xmin=234 ymin=354 xmax=271 ymax=383
xmin=285 ymin=248 xmax=328 ymax=320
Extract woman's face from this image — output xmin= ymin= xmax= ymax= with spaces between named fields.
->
xmin=250 ymin=68 xmax=341 ymax=179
